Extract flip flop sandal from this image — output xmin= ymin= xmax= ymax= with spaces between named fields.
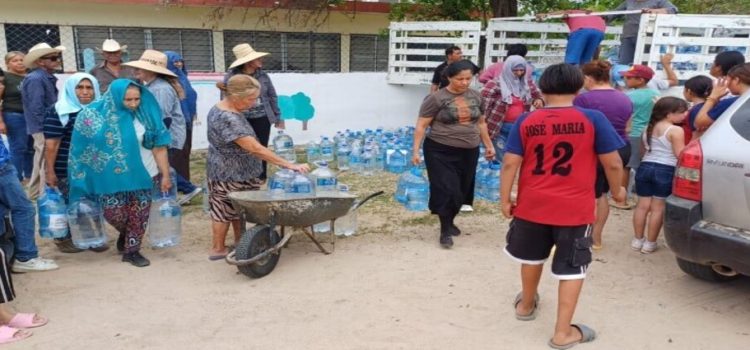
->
xmin=0 ymin=326 xmax=32 ymax=344
xmin=8 ymin=313 xmax=48 ymax=329
xmin=513 ymin=292 xmax=540 ymax=321
xmin=548 ymin=324 xmax=597 ymax=350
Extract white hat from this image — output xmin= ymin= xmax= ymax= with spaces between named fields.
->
xmin=122 ymin=49 xmax=177 ymax=77
xmin=98 ymin=39 xmax=127 ymax=53
xmin=228 ymin=43 xmax=270 ymax=69
xmin=23 ymin=43 xmax=66 ymax=69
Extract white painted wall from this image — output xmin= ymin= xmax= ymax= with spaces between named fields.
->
xmin=190 ymin=72 xmax=429 ymax=149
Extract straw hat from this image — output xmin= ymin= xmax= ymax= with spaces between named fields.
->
xmin=98 ymin=39 xmax=128 ymax=53
xmin=23 ymin=43 xmax=66 ymax=68
xmin=122 ymin=49 xmax=177 ymax=77
xmin=228 ymin=43 xmax=269 ymax=69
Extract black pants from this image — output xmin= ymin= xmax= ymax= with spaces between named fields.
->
xmin=423 ymin=138 xmax=479 ymax=218
xmin=247 ymin=117 xmax=272 ymax=180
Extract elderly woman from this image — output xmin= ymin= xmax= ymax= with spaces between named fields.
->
xmin=224 ymin=44 xmax=283 ymax=181
xmin=0 ymin=52 xmax=31 ymax=182
xmin=412 ymin=60 xmax=495 ymax=249
xmin=68 ymin=79 xmax=172 ymax=267
xmin=44 ymin=73 xmax=106 ymax=254
xmin=481 ymin=55 xmax=544 ymax=163
xmin=208 ymin=74 xmax=308 ymax=260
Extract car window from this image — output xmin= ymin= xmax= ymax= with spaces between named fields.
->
xmin=730 ymin=98 xmax=750 ymax=142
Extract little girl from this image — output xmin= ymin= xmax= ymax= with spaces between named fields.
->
xmin=682 ymin=75 xmax=713 ymax=142
xmin=632 ymin=97 xmax=688 ymax=254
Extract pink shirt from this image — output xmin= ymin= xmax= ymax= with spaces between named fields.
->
xmin=564 ymin=10 xmax=606 ymax=32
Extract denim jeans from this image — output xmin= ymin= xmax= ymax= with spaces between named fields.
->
xmin=0 ymin=162 xmax=38 ymax=261
xmin=493 ymin=122 xmax=515 ymax=165
xmin=618 ymin=37 xmax=638 ymax=66
xmin=3 ymin=112 xmax=33 ymax=181
xmin=565 ymin=28 xmax=605 ymax=65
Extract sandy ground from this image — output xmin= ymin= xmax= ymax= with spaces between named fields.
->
xmin=9 ymin=169 xmax=750 ymax=350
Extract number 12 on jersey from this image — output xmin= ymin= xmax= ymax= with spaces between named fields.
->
xmin=532 ymin=141 xmax=574 ymax=176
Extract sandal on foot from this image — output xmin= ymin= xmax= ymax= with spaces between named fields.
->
xmin=8 ymin=313 xmax=48 ymax=329
xmin=513 ymin=292 xmax=540 ymax=321
xmin=548 ymin=324 xmax=596 ymax=349
xmin=0 ymin=326 xmax=32 ymax=344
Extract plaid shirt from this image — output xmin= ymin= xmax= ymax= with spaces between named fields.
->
xmin=480 ymin=78 xmax=542 ymax=139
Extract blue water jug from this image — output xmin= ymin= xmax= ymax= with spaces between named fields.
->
xmin=273 ymin=130 xmax=296 ymax=163
xmin=287 ymin=172 xmax=314 ymax=197
xmin=306 ymin=141 xmax=320 ymax=164
xmin=336 ymin=142 xmax=350 ymax=171
xmin=475 ymin=161 xmax=488 ymax=200
xmin=484 ymin=160 xmax=501 ymax=203
xmin=68 ymin=197 xmax=107 ymax=249
xmin=387 ymin=143 xmax=407 ymax=174
xmin=405 ymin=168 xmax=429 ymax=211
xmin=320 ymin=137 xmax=335 ymax=162
xmin=269 ymin=169 xmax=293 ymax=198
xmin=311 ymin=162 xmax=337 ymax=194
xmin=152 ymin=168 xmax=178 ymax=200
xmin=148 ymin=194 xmax=182 ymax=248
xmin=38 ymin=187 xmax=69 ymax=239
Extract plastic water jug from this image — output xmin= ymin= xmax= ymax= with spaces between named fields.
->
xmin=387 ymin=143 xmax=407 ymax=174
xmin=336 ymin=142 xmax=350 ymax=171
xmin=269 ymin=169 xmax=294 ymax=198
xmin=334 ymin=185 xmax=357 ymax=236
xmin=311 ymin=162 xmax=337 ymax=194
xmin=287 ymin=172 xmax=314 ymax=197
xmin=148 ymin=194 xmax=182 ymax=248
xmin=68 ymin=197 xmax=107 ymax=249
xmin=306 ymin=141 xmax=320 ymax=164
xmin=38 ymin=187 xmax=69 ymax=239
xmin=319 ymin=137 xmax=335 ymax=162
xmin=475 ymin=161 xmax=488 ymax=200
xmin=273 ymin=130 xmax=295 ymax=163
xmin=361 ymin=145 xmax=375 ymax=176
xmin=395 ymin=170 xmax=410 ymax=204
xmin=151 ymin=168 xmax=178 ymax=199
xmin=484 ymin=160 xmax=501 ymax=203
xmin=349 ymin=143 xmax=362 ymax=174
xmin=404 ymin=168 xmax=429 ymax=211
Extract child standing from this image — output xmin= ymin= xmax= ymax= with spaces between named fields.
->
xmin=618 ymin=65 xmax=660 ymax=208
xmin=682 ymin=75 xmax=713 ymax=143
xmin=501 ymin=63 xmax=625 ymax=349
xmin=632 ymin=97 xmax=688 ymax=253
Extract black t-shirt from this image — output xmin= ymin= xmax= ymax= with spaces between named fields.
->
xmin=431 ymin=61 xmax=480 ymax=89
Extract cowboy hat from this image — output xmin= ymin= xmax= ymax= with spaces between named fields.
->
xmin=122 ymin=49 xmax=177 ymax=77
xmin=228 ymin=43 xmax=269 ymax=69
xmin=97 ymin=39 xmax=128 ymax=53
xmin=23 ymin=43 xmax=66 ymax=69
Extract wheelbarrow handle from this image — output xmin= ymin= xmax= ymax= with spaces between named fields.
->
xmin=351 ymin=191 xmax=385 ymax=211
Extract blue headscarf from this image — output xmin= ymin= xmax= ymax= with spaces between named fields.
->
xmin=55 ymin=73 xmax=101 ymax=126
xmin=68 ymin=79 xmax=171 ymax=202
xmin=165 ymin=51 xmax=198 ymax=124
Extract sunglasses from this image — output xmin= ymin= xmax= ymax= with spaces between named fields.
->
xmin=41 ymin=55 xmax=61 ymax=61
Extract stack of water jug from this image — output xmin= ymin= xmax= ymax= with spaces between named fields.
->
xmin=475 ymin=156 xmax=502 ymax=203
xmin=37 ymin=170 xmax=183 ymax=250
xmin=395 ymin=168 xmax=430 ymax=211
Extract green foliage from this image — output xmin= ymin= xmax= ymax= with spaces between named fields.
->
xmin=389 ymin=0 xmax=491 ymax=21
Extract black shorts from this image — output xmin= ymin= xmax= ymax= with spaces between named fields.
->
xmin=504 ymin=217 xmax=593 ymax=280
xmin=595 ymin=143 xmax=631 ymax=198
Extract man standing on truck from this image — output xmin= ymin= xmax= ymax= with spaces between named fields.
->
xmin=609 ymin=0 xmax=678 ymax=65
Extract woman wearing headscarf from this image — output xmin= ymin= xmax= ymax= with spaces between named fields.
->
xmin=481 ymin=55 xmax=544 ymax=162
xmin=68 ymin=79 xmax=172 ymax=267
xmin=164 ymin=51 xmax=202 ymax=204
xmin=43 ymin=73 xmax=107 ymax=254
xmin=224 ymin=44 xmax=282 ymax=181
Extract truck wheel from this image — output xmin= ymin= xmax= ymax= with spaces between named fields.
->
xmin=676 ymin=258 xmax=739 ymax=282
xmin=235 ymin=225 xmax=281 ymax=278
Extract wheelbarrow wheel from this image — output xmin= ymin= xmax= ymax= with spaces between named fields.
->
xmin=235 ymin=225 xmax=281 ymax=278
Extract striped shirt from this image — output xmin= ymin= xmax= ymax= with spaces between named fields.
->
xmin=43 ymin=108 xmax=78 ymax=179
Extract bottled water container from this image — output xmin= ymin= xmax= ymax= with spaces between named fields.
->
xmin=336 ymin=142 xmax=350 ymax=171
xmin=334 ymin=185 xmax=357 ymax=236
xmin=68 ymin=197 xmax=107 ymax=249
xmin=361 ymin=145 xmax=375 ymax=176
xmin=349 ymin=143 xmax=363 ymax=174
xmin=287 ymin=172 xmax=314 ymax=197
xmin=395 ymin=170 xmax=410 ymax=204
xmin=148 ymin=194 xmax=182 ymax=248
xmin=152 ymin=168 xmax=178 ymax=200
xmin=387 ymin=143 xmax=407 ymax=174
xmin=404 ymin=168 xmax=429 ymax=211
xmin=306 ymin=141 xmax=320 ymax=164
xmin=311 ymin=162 xmax=337 ymax=194
xmin=273 ymin=130 xmax=296 ymax=163
xmin=319 ymin=137 xmax=335 ymax=162
xmin=484 ymin=160 xmax=501 ymax=203
xmin=475 ymin=161 xmax=489 ymax=200
xmin=269 ymin=169 xmax=293 ymax=198
xmin=38 ymin=187 xmax=69 ymax=239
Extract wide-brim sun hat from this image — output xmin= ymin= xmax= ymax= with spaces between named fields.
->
xmin=23 ymin=43 xmax=66 ymax=69
xmin=229 ymin=43 xmax=270 ymax=69
xmin=98 ymin=39 xmax=128 ymax=53
xmin=122 ymin=49 xmax=177 ymax=77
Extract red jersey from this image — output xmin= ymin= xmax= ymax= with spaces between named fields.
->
xmin=505 ymin=106 xmax=624 ymax=226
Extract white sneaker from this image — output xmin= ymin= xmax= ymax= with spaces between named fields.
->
xmin=630 ymin=237 xmax=645 ymax=251
xmin=641 ymin=241 xmax=658 ymax=254
xmin=460 ymin=205 xmax=474 ymax=212
xmin=178 ymin=187 xmax=203 ymax=205
xmin=13 ymin=257 xmax=59 ymax=272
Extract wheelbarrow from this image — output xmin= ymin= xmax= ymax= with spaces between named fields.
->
xmin=225 ymin=190 xmax=383 ymax=278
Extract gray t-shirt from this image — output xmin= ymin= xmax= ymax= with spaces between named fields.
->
xmin=207 ymin=106 xmax=262 ymax=182
xmin=419 ymin=88 xmax=484 ymax=149
xmin=612 ymin=0 xmax=678 ymax=38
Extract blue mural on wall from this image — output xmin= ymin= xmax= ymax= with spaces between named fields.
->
xmin=278 ymin=92 xmax=315 ymax=130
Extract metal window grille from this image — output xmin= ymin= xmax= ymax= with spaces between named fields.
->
xmin=349 ymin=34 xmax=389 ymax=72
xmin=223 ymin=30 xmax=340 ymax=73
xmin=5 ymin=24 xmax=61 ymax=53
xmin=73 ymin=26 xmax=214 ymax=72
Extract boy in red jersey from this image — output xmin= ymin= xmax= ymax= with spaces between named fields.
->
xmin=500 ymin=63 xmax=626 ymax=349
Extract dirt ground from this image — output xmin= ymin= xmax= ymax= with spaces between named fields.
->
xmin=10 ymin=163 xmax=750 ymax=350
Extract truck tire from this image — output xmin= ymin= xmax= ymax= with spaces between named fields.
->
xmin=676 ymin=258 xmax=739 ymax=283
xmin=235 ymin=225 xmax=281 ymax=279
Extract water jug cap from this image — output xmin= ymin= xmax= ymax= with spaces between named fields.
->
xmin=319 ymin=161 xmax=328 ymax=167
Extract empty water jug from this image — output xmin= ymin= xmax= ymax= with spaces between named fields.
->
xmin=38 ymin=187 xmax=69 ymax=239
xmin=269 ymin=169 xmax=294 ymax=198
xmin=148 ymin=194 xmax=182 ymax=248
xmin=273 ymin=130 xmax=296 ymax=163
xmin=306 ymin=141 xmax=320 ymax=164
xmin=336 ymin=142 xmax=350 ymax=171
xmin=287 ymin=172 xmax=314 ymax=197
xmin=68 ymin=197 xmax=107 ymax=249
xmin=152 ymin=168 xmax=178 ymax=199
xmin=319 ymin=137 xmax=335 ymax=162
xmin=404 ymin=168 xmax=429 ymax=211
xmin=311 ymin=162 xmax=337 ymax=194
xmin=334 ymin=185 xmax=357 ymax=236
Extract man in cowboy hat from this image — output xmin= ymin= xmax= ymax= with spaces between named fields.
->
xmin=21 ymin=43 xmax=65 ymax=202
xmin=90 ymin=39 xmax=135 ymax=93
